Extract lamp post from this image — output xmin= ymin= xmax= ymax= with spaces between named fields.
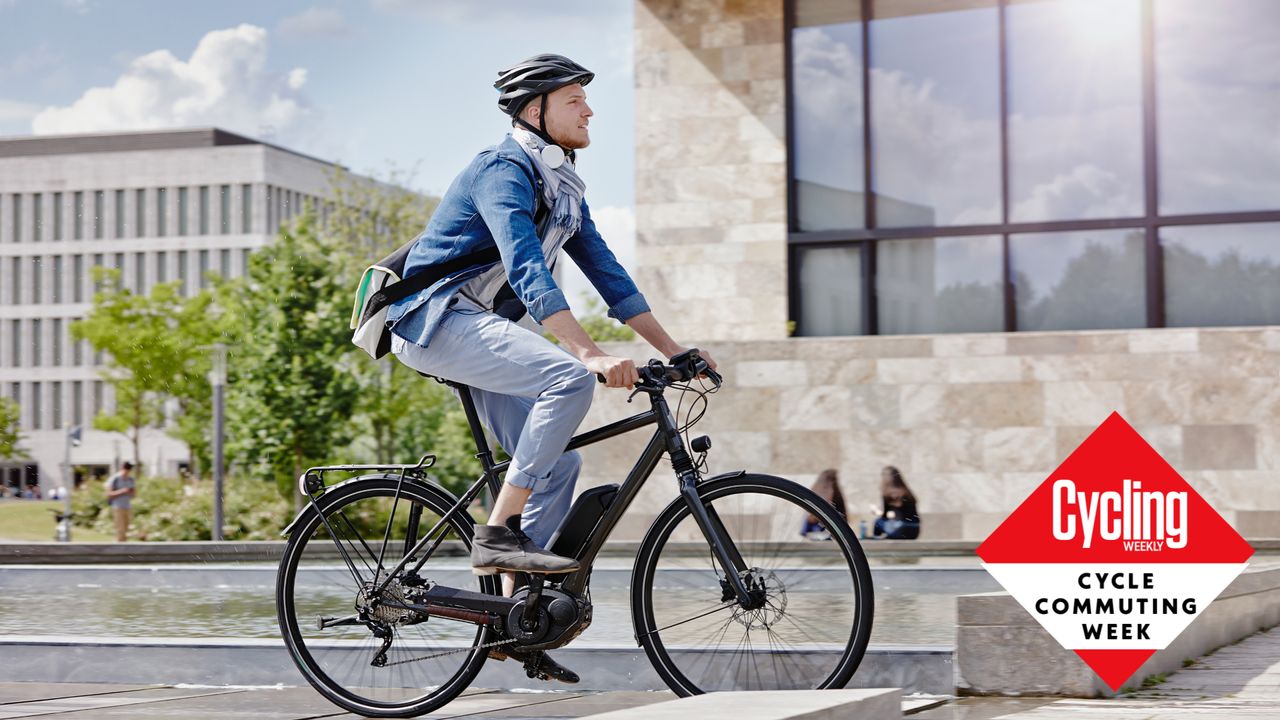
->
xmin=209 ymin=343 xmax=227 ymax=541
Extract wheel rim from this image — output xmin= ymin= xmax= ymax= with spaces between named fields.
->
xmin=277 ymin=484 xmax=493 ymax=713
xmin=636 ymin=481 xmax=871 ymax=694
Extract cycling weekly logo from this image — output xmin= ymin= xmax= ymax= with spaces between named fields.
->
xmin=978 ymin=413 xmax=1254 ymax=691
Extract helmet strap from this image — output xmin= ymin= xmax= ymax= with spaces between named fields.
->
xmin=514 ymin=96 xmax=575 ymax=168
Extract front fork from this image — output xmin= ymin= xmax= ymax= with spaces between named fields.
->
xmin=678 ymin=473 xmax=760 ymax=610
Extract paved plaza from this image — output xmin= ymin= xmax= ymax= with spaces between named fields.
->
xmin=1 ymin=627 xmax=1275 ymax=718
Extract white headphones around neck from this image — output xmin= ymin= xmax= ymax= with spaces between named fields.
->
xmin=541 ymin=144 xmax=566 ymax=169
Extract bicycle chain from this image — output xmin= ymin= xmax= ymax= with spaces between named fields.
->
xmin=380 ymin=635 xmax=517 ymax=667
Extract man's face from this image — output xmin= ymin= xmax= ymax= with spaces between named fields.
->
xmin=527 ymin=82 xmax=593 ymax=150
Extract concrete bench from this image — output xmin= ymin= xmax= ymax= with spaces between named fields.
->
xmin=583 ymin=689 xmax=902 ymax=719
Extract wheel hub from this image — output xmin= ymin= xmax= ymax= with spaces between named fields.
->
xmin=731 ymin=569 xmax=787 ymax=629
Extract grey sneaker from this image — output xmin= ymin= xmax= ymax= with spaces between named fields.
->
xmin=471 ymin=517 xmax=581 ymax=576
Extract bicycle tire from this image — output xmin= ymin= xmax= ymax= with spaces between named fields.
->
xmin=276 ymin=477 xmax=498 ymax=718
xmin=631 ymin=473 xmax=874 ymax=696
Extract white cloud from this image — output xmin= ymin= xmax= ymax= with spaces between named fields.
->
xmin=31 ymin=24 xmax=314 ymax=144
xmin=559 ymin=204 xmax=636 ymax=315
xmin=278 ymin=7 xmax=351 ymax=40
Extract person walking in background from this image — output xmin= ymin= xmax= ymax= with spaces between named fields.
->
xmin=873 ymin=465 xmax=920 ymax=539
xmin=801 ymin=468 xmax=847 ymax=540
xmin=105 ymin=461 xmax=136 ymax=542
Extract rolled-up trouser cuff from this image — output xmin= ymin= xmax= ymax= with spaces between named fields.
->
xmin=505 ymin=466 xmax=553 ymax=493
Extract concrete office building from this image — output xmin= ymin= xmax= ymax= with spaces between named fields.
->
xmin=0 ymin=128 xmax=356 ymax=493
xmin=574 ymin=0 xmax=1280 ymax=540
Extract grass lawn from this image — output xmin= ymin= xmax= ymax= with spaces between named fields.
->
xmin=0 ymin=500 xmax=116 ymax=542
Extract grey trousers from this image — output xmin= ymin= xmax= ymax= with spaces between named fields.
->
xmin=390 ymin=295 xmax=594 ymax=547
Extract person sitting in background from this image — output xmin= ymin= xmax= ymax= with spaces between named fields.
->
xmin=873 ymin=466 xmax=920 ymax=540
xmin=801 ymin=468 xmax=847 ymax=540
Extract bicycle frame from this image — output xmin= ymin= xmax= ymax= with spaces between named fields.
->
xmin=319 ymin=374 xmax=756 ymax=614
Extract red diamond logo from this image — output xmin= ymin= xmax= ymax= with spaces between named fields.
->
xmin=977 ymin=412 xmax=1253 ymax=691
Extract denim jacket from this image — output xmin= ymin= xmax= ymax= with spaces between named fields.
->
xmin=387 ymin=134 xmax=650 ymax=349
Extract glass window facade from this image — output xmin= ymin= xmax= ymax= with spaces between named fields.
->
xmin=788 ymin=0 xmax=1280 ymax=334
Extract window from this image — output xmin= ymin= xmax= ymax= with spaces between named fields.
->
xmin=1157 ymin=0 xmax=1280 ymax=213
xmin=156 ymin=188 xmax=168 ymax=237
xmin=52 ymin=382 xmax=62 ymax=429
xmin=114 ymin=190 xmax=124 ymax=238
xmin=73 ymin=381 xmax=83 ymax=427
xmin=9 ymin=257 xmax=19 ymax=304
xmin=265 ymin=186 xmax=274 ymax=230
xmin=220 ymin=184 xmax=231 ymax=234
xmin=32 ymin=193 xmax=42 ymax=241
xmin=135 ymin=189 xmax=146 ymax=237
xmin=199 ymin=186 xmax=210 ymax=234
xmin=220 ymin=248 xmax=231 ymax=278
xmin=12 ymin=194 xmax=21 ymax=242
xmin=93 ymin=380 xmax=104 ymax=416
xmin=31 ymin=319 xmax=42 ymax=367
xmin=52 ymin=319 xmax=62 ymax=366
xmin=178 ymin=187 xmax=189 ymax=235
xmin=73 ymin=337 xmax=83 ymax=366
xmin=1163 ymin=223 xmax=1280 ymax=327
xmin=877 ymin=235 xmax=1004 ymax=334
xmin=1006 ymin=0 xmax=1142 ymax=222
xmin=52 ymin=256 xmax=63 ymax=302
xmin=241 ymin=184 xmax=253 ymax=233
xmin=241 ymin=248 xmax=251 ymax=277
xmin=156 ymin=250 xmax=167 ymax=284
xmin=870 ymin=1 xmax=1000 ymax=227
xmin=177 ymin=249 xmax=188 ymax=295
xmin=1010 ymin=229 xmax=1146 ymax=331
xmin=792 ymin=4 xmax=864 ymax=230
xmin=31 ymin=256 xmax=42 ymax=304
xmin=135 ymin=252 xmax=146 ymax=295
xmin=92 ymin=253 xmax=104 ymax=292
xmin=31 ymin=382 xmax=41 ymax=430
xmin=94 ymin=191 xmax=104 ymax=239
xmin=73 ymin=255 xmax=84 ymax=303
xmin=8 ymin=320 xmax=18 ymax=367
xmin=53 ymin=192 xmax=62 ymax=240
xmin=199 ymin=249 xmax=210 ymax=289
xmin=74 ymin=192 xmax=84 ymax=240
xmin=796 ymin=245 xmax=864 ymax=335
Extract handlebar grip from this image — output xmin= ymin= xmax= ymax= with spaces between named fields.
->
xmin=596 ymin=373 xmax=606 ymax=383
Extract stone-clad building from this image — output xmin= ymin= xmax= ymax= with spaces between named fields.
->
xmin=577 ymin=0 xmax=1279 ymax=540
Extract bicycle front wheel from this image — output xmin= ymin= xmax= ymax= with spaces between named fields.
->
xmin=631 ymin=473 xmax=873 ymax=695
xmin=276 ymin=478 xmax=498 ymax=718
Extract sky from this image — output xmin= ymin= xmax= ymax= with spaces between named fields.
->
xmin=0 ymin=0 xmax=637 ymax=309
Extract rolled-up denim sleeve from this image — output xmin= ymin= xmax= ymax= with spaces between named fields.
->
xmin=563 ymin=200 xmax=651 ymax=324
xmin=471 ymin=156 xmax=570 ymax=322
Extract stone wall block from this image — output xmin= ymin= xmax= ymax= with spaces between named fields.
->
xmin=737 ymin=359 xmax=810 ymax=386
xmin=780 ymin=385 xmax=854 ymax=430
xmin=982 ymin=427 xmax=1056 ymax=473
xmin=1128 ymin=329 xmax=1199 ymax=353
xmin=1043 ymin=381 xmax=1126 ymax=426
xmin=875 ymin=357 xmax=948 ymax=384
xmin=1183 ymin=425 xmax=1257 ymax=470
xmin=943 ymin=383 xmax=1044 ymax=428
xmin=933 ymin=334 xmax=1007 ymax=357
xmin=948 ymin=356 xmax=1024 ymax=383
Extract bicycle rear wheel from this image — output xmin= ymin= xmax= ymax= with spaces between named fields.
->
xmin=276 ymin=478 xmax=498 ymax=718
xmin=631 ymin=473 xmax=873 ymax=695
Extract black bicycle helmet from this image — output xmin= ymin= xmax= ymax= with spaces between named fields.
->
xmin=495 ymin=53 xmax=595 ymax=118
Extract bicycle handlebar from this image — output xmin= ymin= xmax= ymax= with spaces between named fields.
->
xmin=594 ymin=348 xmax=722 ymax=390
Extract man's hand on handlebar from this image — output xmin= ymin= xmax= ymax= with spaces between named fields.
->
xmin=585 ymin=354 xmax=640 ymax=389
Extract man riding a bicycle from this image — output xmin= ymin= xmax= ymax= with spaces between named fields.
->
xmin=384 ymin=53 xmax=717 ymax=682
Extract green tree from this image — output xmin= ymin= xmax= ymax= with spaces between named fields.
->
xmin=223 ymin=215 xmax=360 ymax=498
xmin=0 ymin=397 xmax=23 ymax=460
xmin=70 ymin=268 xmax=200 ymax=470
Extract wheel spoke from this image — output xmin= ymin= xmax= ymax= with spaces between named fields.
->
xmin=635 ymin=478 xmax=872 ymax=694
